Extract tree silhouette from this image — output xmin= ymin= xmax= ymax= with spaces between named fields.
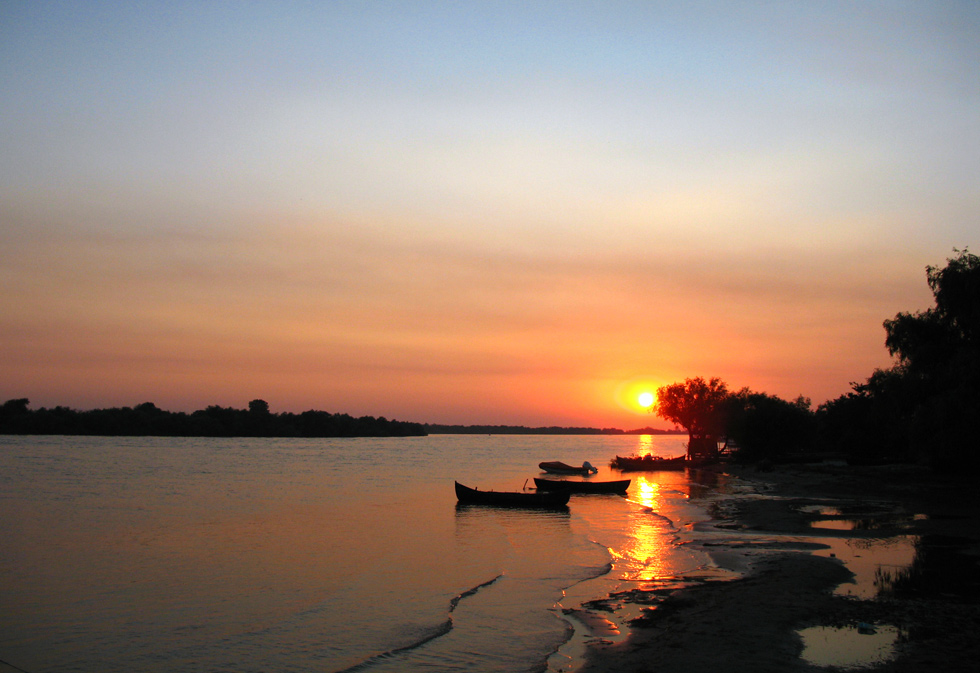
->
xmin=654 ymin=377 xmax=729 ymax=459
xmin=885 ymin=248 xmax=979 ymax=371
xmin=724 ymin=391 xmax=814 ymax=462
xmin=820 ymin=249 xmax=980 ymax=469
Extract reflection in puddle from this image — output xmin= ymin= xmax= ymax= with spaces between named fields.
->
xmin=797 ymin=504 xmax=842 ymax=517
xmin=810 ymin=518 xmax=861 ymax=531
xmin=876 ymin=534 xmax=980 ymax=601
xmin=798 ymin=623 xmax=903 ymax=669
xmin=801 ymin=502 xmax=928 ymax=532
xmin=797 ymin=504 xmax=929 ymax=531
xmin=809 ymin=513 xmax=928 ymax=531
xmin=812 ymin=535 xmax=918 ymax=599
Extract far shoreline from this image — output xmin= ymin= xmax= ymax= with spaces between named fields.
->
xmin=1 ymin=398 xmax=682 ymax=437
xmin=425 ymin=424 xmax=683 ymax=435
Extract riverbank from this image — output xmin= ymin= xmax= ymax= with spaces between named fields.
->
xmin=576 ymin=461 xmax=980 ymax=673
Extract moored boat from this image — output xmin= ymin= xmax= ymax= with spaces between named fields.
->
xmin=533 ymin=478 xmax=630 ymax=494
xmin=538 ymin=460 xmax=598 ymax=475
xmin=454 ymin=481 xmax=570 ymax=507
xmin=609 ymin=455 xmax=691 ymax=471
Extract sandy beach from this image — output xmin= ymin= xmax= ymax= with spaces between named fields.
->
xmin=576 ymin=462 xmax=980 ymax=673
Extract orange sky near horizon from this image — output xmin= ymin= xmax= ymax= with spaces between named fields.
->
xmin=1 ymin=2 xmax=975 ymax=429
xmin=0 ymin=219 xmax=935 ymax=428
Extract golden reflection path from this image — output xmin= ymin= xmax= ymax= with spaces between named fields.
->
xmin=617 ymin=474 xmax=680 ymax=581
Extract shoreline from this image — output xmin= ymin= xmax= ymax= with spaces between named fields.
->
xmin=572 ymin=462 xmax=980 ymax=673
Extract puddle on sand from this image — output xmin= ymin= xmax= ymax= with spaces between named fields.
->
xmin=811 ymin=535 xmax=918 ymax=599
xmin=809 ymin=514 xmax=928 ymax=531
xmin=805 ymin=505 xmax=928 ymax=532
xmin=810 ymin=519 xmax=862 ymax=531
xmin=797 ymin=505 xmax=842 ymax=517
xmin=798 ymin=623 xmax=903 ymax=669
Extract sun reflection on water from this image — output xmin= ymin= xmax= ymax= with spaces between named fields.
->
xmin=619 ymin=475 xmax=679 ymax=581
xmin=632 ymin=475 xmax=664 ymax=509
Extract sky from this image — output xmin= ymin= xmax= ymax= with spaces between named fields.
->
xmin=1 ymin=1 xmax=977 ymax=428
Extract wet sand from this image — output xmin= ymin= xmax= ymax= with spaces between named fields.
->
xmin=576 ymin=462 xmax=980 ymax=673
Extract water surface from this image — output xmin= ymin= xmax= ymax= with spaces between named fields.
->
xmin=1 ymin=434 xmax=716 ymax=672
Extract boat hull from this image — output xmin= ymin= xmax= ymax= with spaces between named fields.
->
xmin=538 ymin=461 xmax=597 ymax=475
xmin=533 ymin=478 xmax=630 ymax=494
xmin=454 ymin=481 xmax=570 ymax=508
xmin=609 ymin=455 xmax=692 ymax=471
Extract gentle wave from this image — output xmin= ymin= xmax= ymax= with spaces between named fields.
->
xmin=333 ymin=574 xmax=504 ymax=673
xmin=567 ymin=540 xmax=616 ymax=585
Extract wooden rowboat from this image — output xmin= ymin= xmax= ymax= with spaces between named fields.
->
xmin=538 ymin=460 xmax=598 ymax=475
xmin=533 ymin=478 xmax=630 ymax=494
xmin=454 ymin=481 xmax=570 ymax=508
xmin=610 ymin=455 xmax=691 ymax=471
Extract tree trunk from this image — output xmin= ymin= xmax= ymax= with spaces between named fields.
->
xmin=688 ymin=435 xmax=719 ymax=461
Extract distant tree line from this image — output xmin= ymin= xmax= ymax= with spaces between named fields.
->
xmin=653 ymin=249 xmax=979 ymax=472
xmin=424 ymin=424 xmax=684 ymax=435
xmin=0 ymin=398 xmax=427 ymax=438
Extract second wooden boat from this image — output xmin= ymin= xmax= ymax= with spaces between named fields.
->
xmin=533 ymin=478 xmax=630 ymax=494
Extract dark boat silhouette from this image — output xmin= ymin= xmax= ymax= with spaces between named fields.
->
xmin=454 ymin=481 xmax=570 ymax=507
xmin=538 ymin=460 xmax=598 ymax=475
xmin=610 ymin=455 xmax=691 ymax=471
xmin=533 ymin=477 xmax=630 ymax=494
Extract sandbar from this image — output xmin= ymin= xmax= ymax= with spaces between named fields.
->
xmin=575 ymin=462 xmax=980 ymax=673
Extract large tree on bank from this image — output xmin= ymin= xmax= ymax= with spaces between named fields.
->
xmin=654 ymin=377 xmax=729 ymax=459
xmin=883 ymin=248 xmax=980 ymax=467
xmin=819 ymin=248 xmax=980 ymax=469
xmin=884 ymin=248 xmax=980 ymax=372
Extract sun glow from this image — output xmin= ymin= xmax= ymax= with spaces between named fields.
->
xmin=614 ymin=378 xmax=664 ymax=416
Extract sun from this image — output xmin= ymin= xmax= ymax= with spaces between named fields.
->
xmin=613 ymin=378 xmax=663 ymax=414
